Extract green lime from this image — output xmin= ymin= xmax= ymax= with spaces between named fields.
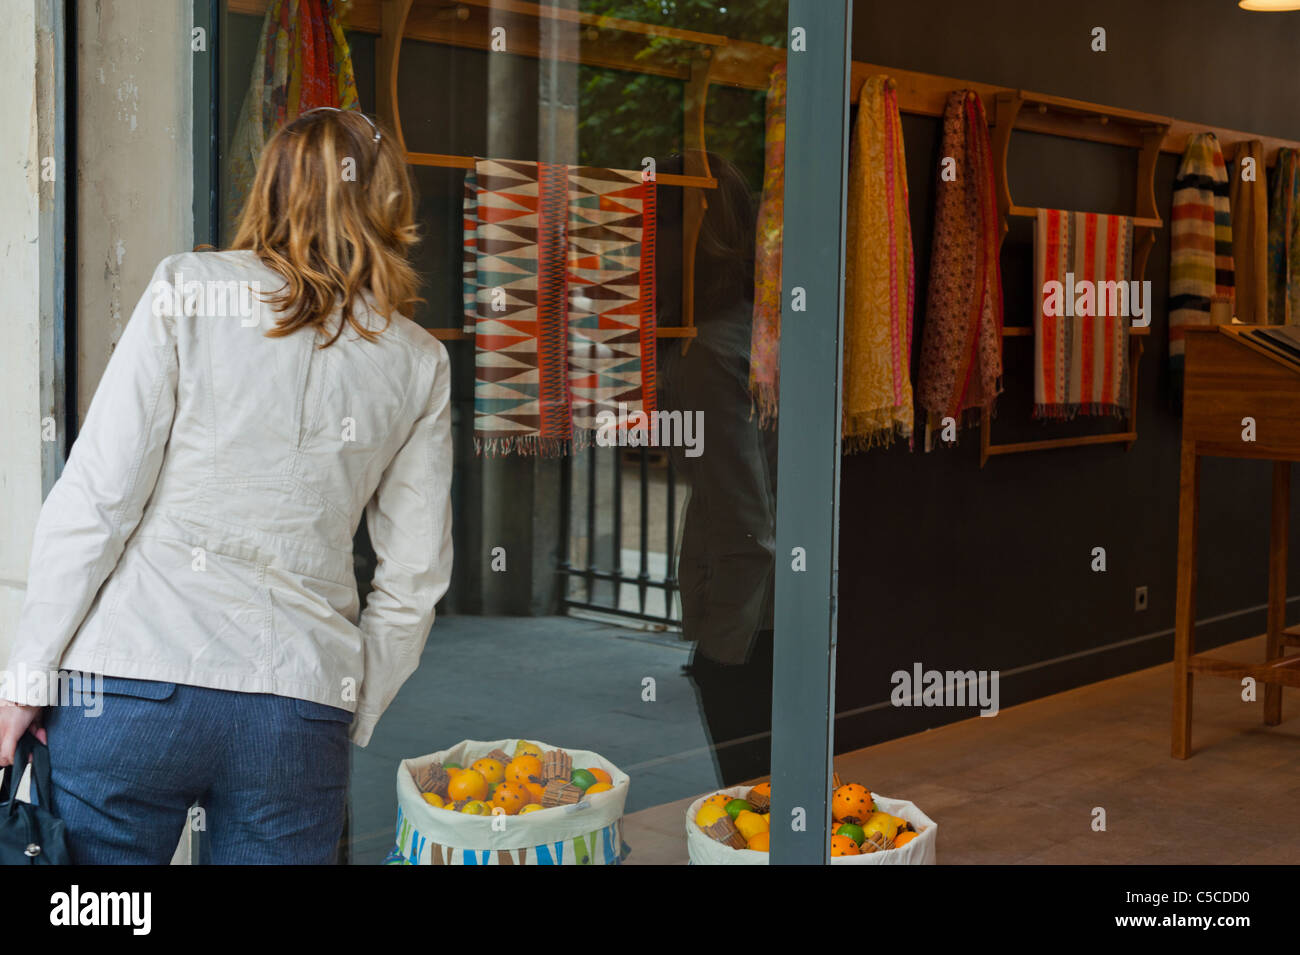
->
xmin=570 ymin=768 xmax=597 ymax=791
xmin=443 ymin=762 xmax=462 ymax=770
xmin=836 ymin=823 xmax=866 ymax=845
xmin=725 ymin=798 xmax=753 ymax=820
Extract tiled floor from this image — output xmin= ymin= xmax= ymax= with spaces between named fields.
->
xmin=622 ymin=634 xmax=1300 ymax=864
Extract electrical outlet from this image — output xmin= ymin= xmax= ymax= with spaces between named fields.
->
xmin=1135 ymin=585 xmax=1149 ymax=612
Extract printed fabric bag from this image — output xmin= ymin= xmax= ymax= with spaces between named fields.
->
xmin=386 ymin=738 xmax=630 ymax=865
xmin=685 ymin=786 xmax=937 ymax=865
xmin=0 ymin=734 xmax=71 ymax=865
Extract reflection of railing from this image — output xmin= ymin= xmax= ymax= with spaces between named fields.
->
xmin=559 ymin=444 xmax=681 ymax=627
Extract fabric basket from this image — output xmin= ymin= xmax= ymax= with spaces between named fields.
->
xmin=385 ymin=738 xmax=630 ymax=865
xmin=685 ymin=786 xmax=937 ymax=865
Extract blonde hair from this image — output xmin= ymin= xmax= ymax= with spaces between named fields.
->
xmin=230 ymin=108 xmax=421 ymax=346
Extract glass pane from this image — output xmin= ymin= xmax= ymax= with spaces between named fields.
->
xmin=212 ymin=0 xmax=798 ymax=865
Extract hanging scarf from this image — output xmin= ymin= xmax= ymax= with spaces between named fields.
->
xmin=843 ymin=76 xmax=914 ymax=451
xmin=748 ymin=62 xmax=787 ymax=427
xmin=917 ymin=90 xmax=1003 ymax=442
xmin=1033 ymin=210 xmax=1134 ymax=419
xmin=1231 ymin=140 xmax=1268 ymax=325
xmin=226 ymin=0 xmax=359 ymax=238
xmin=1169 ymin=132 xmax=1233 ymax=396
xmin=463 ymin=159 xmax=657 ymax=455
xmin=1267 ymin=148 xmax=1300 ymax=326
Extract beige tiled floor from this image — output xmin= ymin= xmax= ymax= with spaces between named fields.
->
xmin=623 ymin=635 xmax=1300 ymax=864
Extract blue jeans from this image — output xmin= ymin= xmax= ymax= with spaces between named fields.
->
xmin=44 ymin=674 xmax=351 ymax=864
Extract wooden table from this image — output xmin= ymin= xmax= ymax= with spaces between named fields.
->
xmin=1173 ymin=325 xmax=1300 ymax=757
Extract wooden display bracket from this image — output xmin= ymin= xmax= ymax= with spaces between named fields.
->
xmin=978 ymin=90 xmax=1170 ymax=467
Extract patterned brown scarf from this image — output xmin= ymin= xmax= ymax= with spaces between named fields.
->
xmin=917 ymin=91 xmax=1003 ymax=441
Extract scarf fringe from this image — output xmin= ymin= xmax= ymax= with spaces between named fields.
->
xmin=843 ymin=421 xmax=914 ymax=455
xmin=1032 ymin=402 xmax=1128 ymax=421
xmin=474 ymin=427 xmax=603 ymax=458
xmin=750 ymin=386 xmax=780 ymax=430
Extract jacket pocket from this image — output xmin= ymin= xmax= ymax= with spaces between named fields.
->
xmin=293 ymin=698 xmax=352 ymax=723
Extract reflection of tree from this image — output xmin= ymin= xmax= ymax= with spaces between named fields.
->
xmin=576 ymin=0 xmax=786 ymax=191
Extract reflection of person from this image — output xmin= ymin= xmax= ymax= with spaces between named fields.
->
xmin=656 ymin=153 xmax=778 ymax=785
xmin=0 ymin=109 xmax=453 ymax=864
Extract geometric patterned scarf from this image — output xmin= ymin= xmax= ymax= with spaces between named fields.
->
xmin=917 ymin=90 xmax=1003 ymax=441
xmin=1033 ymin=210 xmax=1134 ymax=419
xmin=462 ymin=159 xmax=657 ymax=455
xmin=225 ymin=0 xmax=358 ymax=239
xmin=843 ymin=75 xmax=914 ymax=451
xmin=1267 ymin=147 xmax=1300 ymax=326
xmin=1169 ymin=132 xmax=1233 ymax=397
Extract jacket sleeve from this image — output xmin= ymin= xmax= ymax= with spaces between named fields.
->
xmin=350 ymin=344 xmax=454 ymax=746
xmin=2 ymin=258 xmax=179 ymax=705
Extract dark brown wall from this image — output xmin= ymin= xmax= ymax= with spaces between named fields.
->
xmin=835 ymin=0 xmax=1300 ymax=751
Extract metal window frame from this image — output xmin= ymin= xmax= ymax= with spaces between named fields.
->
xmin=768 ymin=0 xmax=852 ymax=865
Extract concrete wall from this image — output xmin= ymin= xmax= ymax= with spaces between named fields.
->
xmin=75 ymin=0 xmax=193 ymax=419
xmin=0 ymin=1 xmax=44 ymax=652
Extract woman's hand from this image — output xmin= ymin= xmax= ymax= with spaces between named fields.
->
xmin=0 ymin=700 xmax=47 ymax=768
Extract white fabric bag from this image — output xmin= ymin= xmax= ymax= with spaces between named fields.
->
xmin=685 ymin=786 xmax=937 ymax=865
xmin=388 ymin=738 xmax=629 ymax=865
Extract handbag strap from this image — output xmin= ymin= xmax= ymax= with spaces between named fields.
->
xmin=3 ymin=734 xmax=52 ymax=813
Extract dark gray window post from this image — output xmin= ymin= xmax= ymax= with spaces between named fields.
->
xmin=769 ymin=0 xmax=853 ymax=865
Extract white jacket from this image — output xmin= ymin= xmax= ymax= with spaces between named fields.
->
xmin=1 ymin=250 xmax=453 ymax=746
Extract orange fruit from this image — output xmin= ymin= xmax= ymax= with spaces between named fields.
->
xmin=893 ymin=831 xmax=918 ymax=848
xmin=471 ymin=758 xmax=506 ymax=785
xmin=832 ymin=784 xmax=873 ymax=824
xmin=830 ymin=834 xmax=860 ymax=857
xmin=490 ymin=782 xmax=529 ymax=815
xmin=746 ymin=831 xmax=770 ymax=852
xmin=447 ymin=769 xmax=489 ymax=802
xmin=586 ymin=767 xmax=612 ymax=786
xmin=506 ymin=755 xmax=543 ymax=789
xmin=749 ymin=781 xmax=771 ymax=800
xmin=701 ymin=792 xmax=732 ymax=813
xmin=523 ymin=781 xmax=546 ymax=804
xmin=585 ymin=782 xmax=613 ymax=794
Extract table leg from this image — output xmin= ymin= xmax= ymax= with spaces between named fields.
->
xmin=1265 ymin=461 xmax=1289 ymax=726
xmin=1172 ymin=440 xmax=1199 ymax=759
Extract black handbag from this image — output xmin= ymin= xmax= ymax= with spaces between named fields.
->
xmin=0 ymin=733 xmax=70 ymax=865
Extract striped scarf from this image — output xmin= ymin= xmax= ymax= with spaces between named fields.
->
xmin=1267 ymin=147 xmax=1300 ymax=326
xmin=1169 ymin=132 xmax=1233 ymax=395
xmin=917 ymin=90 xmax=1003 ymax=440
xmin=843 ymin=76 xmax=914 ymax=451
xmin=1033 ymin=210 xmax=1134 ymax=418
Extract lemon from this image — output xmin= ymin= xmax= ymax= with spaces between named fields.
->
xmin=862 ymin=811 xmax=900 ymax=842
xmin=734 ymin=810 xmax=769 ymax=841
xmin=695 ymin=804 xmax=730 ymax=829
xmin=518 ymin=803 xmax=543 ymax=815
xmin=513 ymin=740 xmax=544 ymax=759
xmin=421 ymin=792 xmax=445 ymax=809
xmin=460 ymin=800 xmax=489 ymax=815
